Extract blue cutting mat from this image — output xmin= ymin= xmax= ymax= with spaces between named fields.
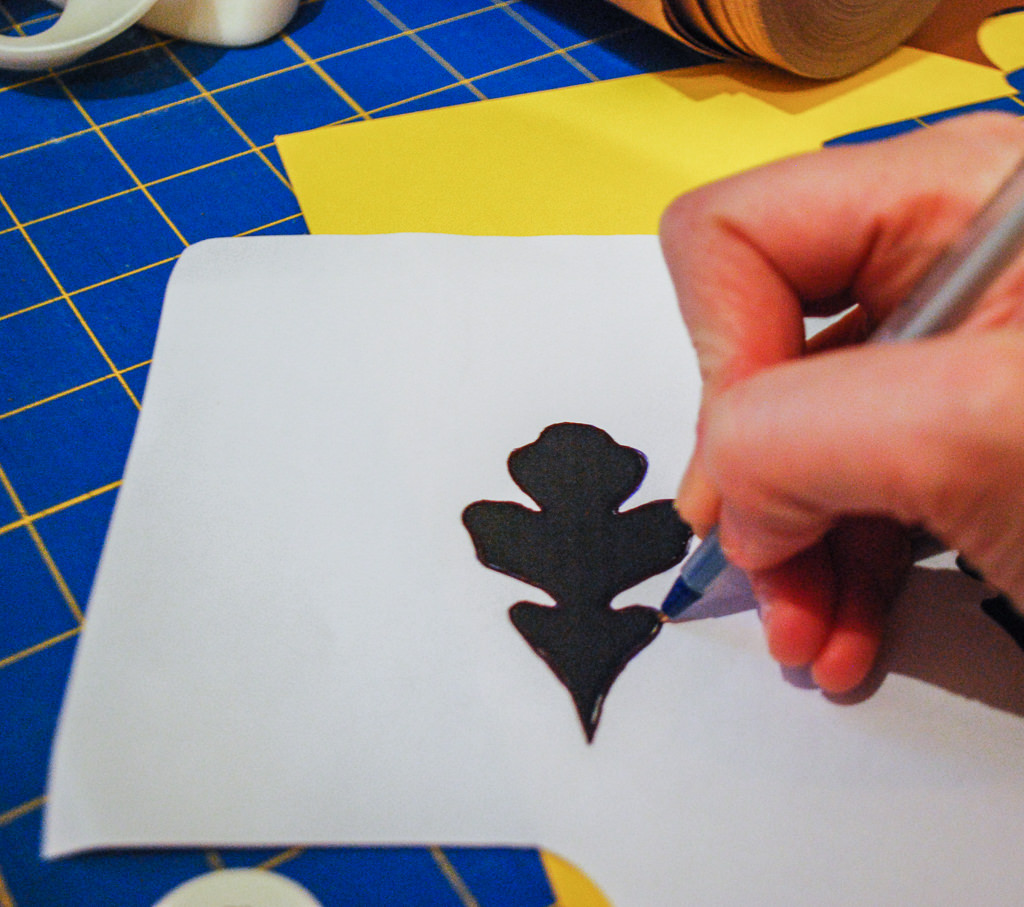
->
xmin=2 ymin=0 xmax=1024 ymax=903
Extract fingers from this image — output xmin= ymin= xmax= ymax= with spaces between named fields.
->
xmin=662 ymin=113 xmax=1024 ymax=354
xmin=662 ymin=112 xmax=1024 ymax=530
xmin=701 ymin=330 xmax=1024 ymax=691
xmin=661 ymin=113 xmax=1024 ymax=691
xmin=745 ymin=519 xmax=909 ymax=695
xmin=810 ymin=518 xmax=910 ymax=694
xmin=701 ymin=331 xmax=1024 ymax=604
xmin=748 ymin=542 xmax=836 ymax=668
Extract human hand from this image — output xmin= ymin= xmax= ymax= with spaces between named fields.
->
xmin=659 ymin=113 xmax=1024 ymax=694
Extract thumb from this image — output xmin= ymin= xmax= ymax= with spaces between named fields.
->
xmin=697 ymin=330 xmax=1024 ymax=603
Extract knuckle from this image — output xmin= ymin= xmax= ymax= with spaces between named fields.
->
xmin=926 ymin=110 xmax=1024 ymax=160
xmin=914 ymin=334 xmax=1024 ymax=535
xmin=946 ymin=335 xmax=1024 ymax=460
xmin=700 ymin=382 xmax=786 ymax=514
xmin=659 ymin=182 xmax=722 ymax=249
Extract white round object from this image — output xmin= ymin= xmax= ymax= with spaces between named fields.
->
xmin=0 ymin=0 xmax=299 ymax=71
xmin=153 ymin=869 xmax=323 ymax=907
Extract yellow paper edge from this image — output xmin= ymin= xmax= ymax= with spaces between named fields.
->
xmin=979 ymin=9 xmax=1024 ymax=73
xmin=277 ymin=46 xmax=1012 ymax=236
xmin=541 ymin=850 xmax=615 ymax=907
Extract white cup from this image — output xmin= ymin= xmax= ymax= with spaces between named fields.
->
xmin=0 ymin=0 xmax=300 ymax=71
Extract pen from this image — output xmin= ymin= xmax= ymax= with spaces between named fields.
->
xmin=661 ymin=156 xmax=1024 ymax=620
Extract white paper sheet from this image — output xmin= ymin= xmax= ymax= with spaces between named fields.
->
xmin=46 ymin=235 xmax=1024 ymax=906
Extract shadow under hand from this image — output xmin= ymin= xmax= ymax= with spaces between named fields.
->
xmin=680 ymin=561 xmax=1024 ymax=718
xmin=859 ymin=565 xmax=1024 ymax=718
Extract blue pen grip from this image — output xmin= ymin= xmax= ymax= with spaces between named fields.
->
xmin=680 ymin=526 xmax=729 ymax=595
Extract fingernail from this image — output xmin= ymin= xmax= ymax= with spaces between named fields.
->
xmin=676 ymin=408 xmax=707 ymax=514
xmin=676 ymin=467 xmax=719 ymax=537
xmin=747 ymin=571 xmax=773 ymax=622
xmin=676 ymin=459 xmax=701 ymax=516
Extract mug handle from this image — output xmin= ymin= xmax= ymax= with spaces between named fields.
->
xmin=0 ymin=0 xmax=160 ymax=71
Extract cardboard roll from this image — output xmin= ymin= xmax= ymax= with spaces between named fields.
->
xmin=661 ymin=0 xmax=944 ymax=78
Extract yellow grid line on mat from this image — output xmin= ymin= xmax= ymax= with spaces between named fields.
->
xmin=0 ymin=796 xmax=46 ymax=830
xmin=0 ymin=866 xmax=15 ymax=907
xmin=431 ymin=848 xmax=483 ymax=907
xmin=0 ymin=628 xmax=82 ymax=674
xmin=364 ymin=0 xmax=488 ymax=101
xmin=0 ymin=464 xmax=83 ymax=623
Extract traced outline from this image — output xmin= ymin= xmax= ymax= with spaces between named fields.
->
xmin=463 ymin=422 xmax=692 ymax=741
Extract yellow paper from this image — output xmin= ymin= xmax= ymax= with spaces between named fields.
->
xmin=276 ymin=47 xmax=1012 ymax=235
xmin=979 ymin=8 xmax=1024 ymax=73
xmin=541 ymin=850 xmax=614 ymax=907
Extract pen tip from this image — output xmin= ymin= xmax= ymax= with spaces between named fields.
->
xmin=661 ymin=577 xmax=701 ymax=620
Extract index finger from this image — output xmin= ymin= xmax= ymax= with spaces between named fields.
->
xmin=661 ymin=112 xmax=1024 ymax=529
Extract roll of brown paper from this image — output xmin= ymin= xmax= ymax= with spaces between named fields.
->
xmin=610 ymin=0 xmax=1012 ymax=79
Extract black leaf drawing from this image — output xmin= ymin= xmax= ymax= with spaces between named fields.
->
xmin=463 ymin=423 xmax=692 ymax=741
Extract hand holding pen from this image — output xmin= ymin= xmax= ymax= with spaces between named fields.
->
xmin=658 ymin=113 xmax=1024 ymax=694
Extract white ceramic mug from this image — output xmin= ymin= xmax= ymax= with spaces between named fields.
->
xmin=0 ymin=0 xmax=300 ymax=71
